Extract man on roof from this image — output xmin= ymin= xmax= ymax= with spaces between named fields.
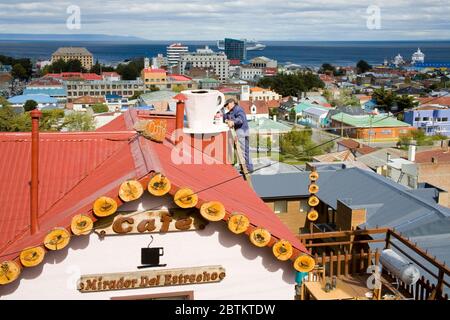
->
xmin=223 ymin=98 xmax=254 ymax=172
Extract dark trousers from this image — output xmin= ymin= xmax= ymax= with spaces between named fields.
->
xmin=237 ymin=134 xmax=253 ymax=172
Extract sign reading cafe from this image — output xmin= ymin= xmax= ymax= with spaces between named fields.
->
xmin=94 ymin=209 xmax=208 ymax=237
xmin=77 ymin=266 xmax=226 ymax=293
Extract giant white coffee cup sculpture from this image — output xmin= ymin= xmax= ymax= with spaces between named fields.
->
xmin=181 ymin=89 xmax=229 ymax=134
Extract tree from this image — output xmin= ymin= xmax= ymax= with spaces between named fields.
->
xmin=62 ymin=111 xmax=95 ymax=131
xmin=65 ymin=59 xmax=84 ymax=72
xmin=11 ymin=63 xmax=27 ymax=80
xmin=23 ymin=100 xmax=38 ymax=112
xmin=172 ymin=84 xmax=186 ymax=93
xmin=396 ymin=95 xmax=419 ymax=112
xmin=356 ymin=60 xmax=372 ymax=74
xmin=91 ymin=103 xmax=109 ymax=114
xmin=372 ymin=87 xmax=397 ymax=111
xmin=0 ymin=55 xmax=32 ymax=78
xmin=0 ymin=96 xmax=10 ymax=107
xmin=258 ymin=72 xmax=324 ymax=97
xmin=116 ymin=58 xmax=144 ymax=80
xmin=43 ymin=59 xmax=86 ymax=74
xmin=320 ymin=63 xmax=336 ymax=74
xmin=280 ymin=128 xmax=323 ymax=161
xmin=130 ymin=91 xmax=143 ymax=100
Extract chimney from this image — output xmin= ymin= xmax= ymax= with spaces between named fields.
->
xmin=408 ymin=141 xmax=417 ymax=162
xmin=30 ymin=109 xmax=42 ymax=235
xmin=386 ymin=152 xmax=391 ymax=163
xmin=173 ymin=93 xmax=187 ymax=145
xmin=432 ymin=157 xmax=438 ymax=164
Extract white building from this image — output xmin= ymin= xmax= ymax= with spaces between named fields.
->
xmin=249 ymin=87 xmax=281 ymax=101
xmin=412 ymin=48 xmax=425 ymax=64
xmin=250 ymin=56 xmax=277 ymax=69
xmin=166 ymin=43 xmax=189 ymax=67
xmin=238 ymin=66 xmax=263 ymax=81
xmin=179 ymin=48 xmax=230 ymax=82
xmin=152 ymin=54 xmax=168 ymax=69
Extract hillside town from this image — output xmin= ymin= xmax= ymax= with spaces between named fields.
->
xmin=1 ymin=41 xmax=450 ymax=301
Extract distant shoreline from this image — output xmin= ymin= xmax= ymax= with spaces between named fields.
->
xmin=1 ymin=39 xmax=450 ymax=67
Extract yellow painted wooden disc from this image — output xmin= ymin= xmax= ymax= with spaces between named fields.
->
xmin=249 ymin=228 xmax=271 ymax=247
xmin=307 ymin=209 xmax=319 ymax=222
xmin=294 ymin=254 xmax=316 ymax=273
xmin=44 ymin=227 xmax=71 ymax=251
xmin=20 ymin=246 xmax=45 ymax=267
xmin=119 ymin=180 xmax=144 ymax=202
xmin=308 ymin=183 xmax=319 ymax=194
xmin=70 ymin=214 xmax=94 ymax=236
xmin=174 ymin=188 xmax=198 ymax=209
xmin=272 ymin=240 xmax=293 ymax=261
xmin=200 ymin=201 xmax=226 ymax=222
xmin=309 ymin=171 xmax=319 ymax=181
xmin=148 ymin=173 xmax=171 ymax=196
xmin=227 ymin=213 xmax=250 ymax=234
xmin=93 ymin=196 xmax=118 ymax=217
xmin=0 ymin=260 xmax=21 ymax=285
xmin=308 ymin=195 xmax=320 ymax=207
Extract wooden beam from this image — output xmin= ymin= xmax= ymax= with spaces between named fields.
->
xmin=305 ymin=239 xmax=384 ymax=247
xmin=297 ymin=228 xmax=389 ymax=240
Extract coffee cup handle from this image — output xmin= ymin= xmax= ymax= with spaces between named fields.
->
xmin=216 ymin=92 xmax=225 ymax=113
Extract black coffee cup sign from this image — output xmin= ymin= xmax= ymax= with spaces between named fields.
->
xmin=141 ymin=247 xmax=164 ymax=265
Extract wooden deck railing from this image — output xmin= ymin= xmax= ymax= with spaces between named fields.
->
xmin=298 ymin=228 xmax=449 ymax=300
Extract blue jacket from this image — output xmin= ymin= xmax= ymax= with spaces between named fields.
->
xmin=224 ymin=105 xmax=249 ymax=136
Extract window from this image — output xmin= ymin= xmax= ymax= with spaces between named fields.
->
xmin=423 ymin=117 xmax=430 ymax=121
xmin=274 ymin=200 xmax=287 ymax=214
xmin=443 ymin=117 xmax=449 ymax=122
xmin=414 ymin=117 xmax=420 ymax=121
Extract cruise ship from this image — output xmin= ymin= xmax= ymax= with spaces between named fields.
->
xmin=216 ymin=39 xmax=266 ymax=51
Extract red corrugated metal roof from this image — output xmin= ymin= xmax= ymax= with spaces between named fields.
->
xmin=168 ymin=74 xmax=192 ymax=82
xmin=0 ymin=108 xmax=308 ymax=267
xmin=0 ymin=131 xmax=137 ymax=256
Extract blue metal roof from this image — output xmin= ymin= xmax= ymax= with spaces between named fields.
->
xmin=303 ymin=107 xmax=329 ymax=117
xmin=105 ymin=94 xmax=122 ymax=99
xmin=252 ymin=167 xmax=450 ymax=237
xmin=8 ymin=94 xmax=58 ymax=104
xmin=135 ymin=105 xmax=155 ymax=111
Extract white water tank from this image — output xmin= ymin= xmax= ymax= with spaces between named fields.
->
xmin=380 ymin=249 xmax=420 ymax=285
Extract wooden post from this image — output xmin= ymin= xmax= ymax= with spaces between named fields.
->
xmin=30 ymin=109 xmax=42 ymax=235
xmin=322 ymin=251 xmax=327 ymax=278
xmin=385 ymin=230 xmax=392 ymax=249
xmin=436 ymin=269 xmax=445 ymax=299
xmin=330 ymin=251 xmax=334 ymax=278
xmin=337 ymin=250 xmax=342 ymax=278
xmin=360 ymin=248 xmax=365 ymax=273
xmin=367 ymin=248 xmax=372 ymax=268
xmin=344 ymin=250 xmax=349 ymax=277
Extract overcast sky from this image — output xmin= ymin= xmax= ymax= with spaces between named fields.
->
xmin=0 ymin=0 xmax=449 ymax=40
